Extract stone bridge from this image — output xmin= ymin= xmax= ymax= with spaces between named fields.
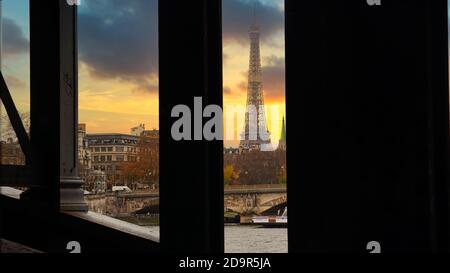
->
xmin=85 ymin=185 xmax=286 ymax=217
xmin=223 ymin=185 xmax=287 ymax=215
xmin=85 ymin=192 xmax=159 ymax=217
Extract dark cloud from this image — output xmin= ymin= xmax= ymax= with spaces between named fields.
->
xmin=223 ymin=86 xmax=232 ymax=94
xmin=78 ymin=0 xmax=283 ymax=94
xmin=238 ymin=81 xmax=247 ymax=92
xmin=3 ymin=18 xmax=29 ymax=55
xmin=236 ymin=55 xmax=285 ymax=101
xmin=78 ymin=0 xmax=158 ymax=93
xmin=131 ymin=81 xmax=159 ymax=95
xmin=262 ymin=55 xmax=285 ymax=100
xmin=223 ymin=0 xmax=284 ymax=44
xmin=223 ymin=53 xmax=230 ymax=65
xmin=264 ymin=54 xmax=284 ymax=67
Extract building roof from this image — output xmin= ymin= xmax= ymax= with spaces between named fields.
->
xmin=86 ymin=133 xmax=139 ymax=140
xmin=86 ymin=133 xmax=139 ymax=145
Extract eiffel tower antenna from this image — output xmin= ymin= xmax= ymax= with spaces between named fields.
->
xmin=252 ymin=0 xmax=257 ymax=26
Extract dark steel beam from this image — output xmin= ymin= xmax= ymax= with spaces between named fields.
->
xmin=0 ymin=165 xmax=29 ymax=187
xmin=0 ymin=72 xmax=31 ymax=161
xmin=286 ymin=0 xmax=449 ymax=253
xmin=0 ymin=194 xmax=159 ymax=253
xmin=28 ymin=0 xmax=86 ymax=212
xmin=426 ymin=0 xmax=450 ymax=253
xmin=159 ymin=0 xmax=224 ymax=253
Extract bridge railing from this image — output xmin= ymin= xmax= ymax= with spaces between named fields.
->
xmin=224 ymin=184 xmax=286 ymax=191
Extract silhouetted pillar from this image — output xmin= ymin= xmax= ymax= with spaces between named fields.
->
xmin=159 ymin=0 xmax=224 ymax=253
xmin=58 ymin=0 xmax=86 ymax=212
xmin=29 ymin=0 xmax=87 ymax=211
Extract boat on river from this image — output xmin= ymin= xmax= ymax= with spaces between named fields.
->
xmin=251 ymin=207 xmax=287 ymax=227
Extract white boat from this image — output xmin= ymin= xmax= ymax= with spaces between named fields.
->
xmin=276 ymin=207 xmax=288 ymax=224
xmin=251 ymin=207 xmax=287 ymax=226
xmin=252 ymin=216 xmax=270 ymax=224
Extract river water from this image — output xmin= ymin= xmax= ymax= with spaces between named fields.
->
xmin=143 ymin=225 xmax=287 ymax=253
xmin=225 ymin=225 xmax=288 ymax=253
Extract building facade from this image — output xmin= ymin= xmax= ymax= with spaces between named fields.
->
xmin=86 ymin=133 xmax=139 ymax=188
xmin=140 ymin=129 xmax=160 ymax=189
xmin=130 ymin=124 xmax=146 ymax=137
xmin=78 ymin=124 xmax=91 ymax=175
xmin=77 ymin=124 xmax=160 ymax=191
xmin=0 ymin=139 xmax=26 ymax=166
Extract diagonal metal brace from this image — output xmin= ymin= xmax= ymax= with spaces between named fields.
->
xmin=0 ymin=72 xmax=31 ymax=161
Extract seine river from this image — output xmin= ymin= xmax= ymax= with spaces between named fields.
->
xmin=143 ymin=225 xmax=288 ymax=253
xmin=224 ymin=225 xmax=288 ymax=253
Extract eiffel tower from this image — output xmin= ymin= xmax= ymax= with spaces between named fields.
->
xmin=239 ymin=5 xmax=271 ymax=152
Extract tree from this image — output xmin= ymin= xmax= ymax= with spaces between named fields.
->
xmin=119 ymin=132 xmax=159 ymax=190
xmin=1 ymin=112 xmax=30 ymax=141
xmin=224 ymin=165 xmax=234 ymax=186
xmin=0 ymin=112 xmax=30 ymax=166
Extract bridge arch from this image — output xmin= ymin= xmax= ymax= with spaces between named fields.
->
xmin=260 ymin=201 xmax=287 ymax=216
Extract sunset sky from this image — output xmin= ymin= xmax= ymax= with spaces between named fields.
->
xmin=1 ymin=0 xmax=286 ymax=148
